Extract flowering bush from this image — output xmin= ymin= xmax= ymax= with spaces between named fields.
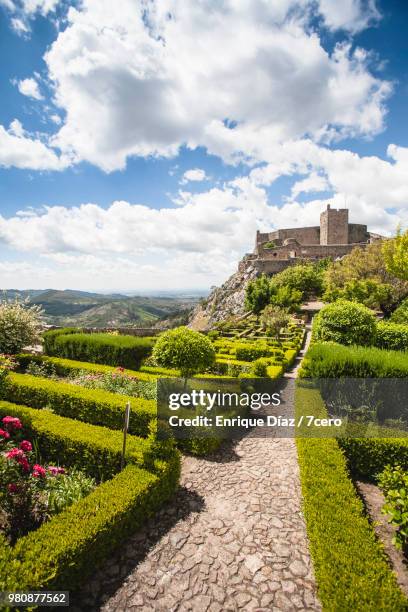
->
xmin=0 ymin=298 xmax=43 ymax=354
xmin=0 ymin=415 xmax=94 ymax=543
xmin=68 ymin=368 xmax=157 ymax=400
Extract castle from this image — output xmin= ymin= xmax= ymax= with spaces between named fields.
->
xmin=239 ymin=205 xmax=381 ymax=276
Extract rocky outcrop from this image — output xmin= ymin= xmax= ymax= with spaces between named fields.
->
xmin=189 ymin=257 xmax=258 ymax=330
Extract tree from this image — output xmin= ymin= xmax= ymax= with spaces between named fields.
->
xmin=271 ymin=262 xmax=325 ymax=297
xmin=0 ymin=298 xmax=43 ymax=354
xmin=323 ymin=242 xmax=408 ymax=314
xmin=313 ymin=300 xmax=377 ymax=346
xmin=269 ymin=285 xmax=302 ymax=311
xmin=323 ymin=278 xmax=393 ymax=310
xmin=382 ymin=228 xmax=408 ymax=281
xmin=245 ymin=275 xmax=271 ymax=314
xmin=260 ymin=305 xmax=290 ymax=341
xmin=152 ymin=326 xmax=215 ymax=379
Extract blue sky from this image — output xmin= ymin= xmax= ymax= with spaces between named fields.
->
xmin=0 ymin=0 xmax=407 ymax=292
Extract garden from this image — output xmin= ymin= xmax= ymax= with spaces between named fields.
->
xmin=0 ymin=228 xmax=407 ymax=610
xmin=0 ymin=295 xmax=305 ymax=602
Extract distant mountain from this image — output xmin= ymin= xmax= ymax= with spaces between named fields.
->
xmin=1 ymin=289 xmax=198 ymax=328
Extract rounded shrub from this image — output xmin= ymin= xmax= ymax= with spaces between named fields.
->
xmin=313 ymin=300 xmax=377 ymax=346
xmin=152 ymin=327 xmax=216 ymax=378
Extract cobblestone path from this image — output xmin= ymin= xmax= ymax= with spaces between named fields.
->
xmin=75 ymin=366 xmax=320 ymax=610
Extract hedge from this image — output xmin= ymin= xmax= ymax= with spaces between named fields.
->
xmin=44 ymin=332 xmax=155 ymax=369
xmin=375 ymin=321 xmax=408 ymax=352
xmin=42 ymin=327 xmax=81 ymax=354
xmin=1 ymin=372 xmax=156 ymax=437
xmin=0 ymin=400 xmax=153 ymax=480
xmin=300 ymin=342 xmax=408 ymax=378
xmin=17 ymin=353 xmax=157 ymax=382
xmin=0 ymin=403 xmax=180 ymax=593
xmin=235 ymin=344 xmax=285 ymax=362
xmin=296 ymin=384 xmax=407 ymax=610
xmin=339 ymin=437 xmax=408 ymax=482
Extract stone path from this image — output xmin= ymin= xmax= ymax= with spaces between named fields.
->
xmin=74 ymin=331 xmax=319 ymax=611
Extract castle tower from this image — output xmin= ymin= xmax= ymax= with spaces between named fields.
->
xmin=320 ymin=204 xmax=349 ymax=245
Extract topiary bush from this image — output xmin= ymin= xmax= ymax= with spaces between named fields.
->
xmin=313 ymin=300 xmax=377 ymax=346
xmin=152 ymin=327 xmax=215 ymax=378
xmin=376 ymin=321 xmax=408 ymax=351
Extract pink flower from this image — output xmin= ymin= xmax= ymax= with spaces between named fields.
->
xmin=19 ymin=440 xmax=32 ymax=452
xmin=2 ymin=416 xmax=22 ymax=430
xmin=48 ymin=466 xmax=66 ymax=476
xmin=0 ymin=428 xmax=10 ymax=440
xmin=6 ymin=448 xmax=25 ymax=460
xmin=32 ymin=464 xmax=46 ymax=478
xmin=7 ymin=483 xmax=18 ymax=493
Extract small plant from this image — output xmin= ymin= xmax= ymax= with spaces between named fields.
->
xmin=378 ymin=465 xmax=408 ymax=550
xmin=260 ymin=305 xmax=291 ymax=341
xmin=153 ymin=327 xmax=215 ymax=379
xmin=26 ymin=360 xmax=58 ymax=379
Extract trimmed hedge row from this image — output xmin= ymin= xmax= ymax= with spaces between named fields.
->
xmin=44 ymin=331 xmax=155 ymax=369
xmin=339 ymin=437 xmax=408 ymax=482
xmin=376 ymin=321 xmax=408 ymax=352
xmin=0 ymin=400 xmax=152 ymax=480
xmin=0 ymin=402 xmax=180 ymax=593
xmin=1 ymin=372 xmax=156 ymax=437
xmin=42 ymin=327 xmax=81 ymax=354
xmin=17 ymin=352 xmax=156 ymax=382
xmin=295 ymin=385 xmax=407 ymax=610
xmin=300 ymin=342 xmax=408 ymax=378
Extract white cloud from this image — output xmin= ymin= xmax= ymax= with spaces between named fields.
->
xmin=290 ymin=172 xmax=329 ymax=199
xmin=0 ymin=142 xmax=407 ymax=290
xmin=21 ymin=0 xmax=58 ymax=16
xmin=317 ymin=0 xmax=380 ymax=33
xmin=180 ymin=168 xmax=207 ymax=184
xmin=0 ymin=120 xmax=69 ymax=170
xmin=10 ymin=16 xmax=29 ymax=34
xmin=17 ymin=77 xmax=43 ymax=100
xmin=34 ymin=0 xmax=390 ymax=172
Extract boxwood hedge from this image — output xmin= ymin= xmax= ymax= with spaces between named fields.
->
xmin=300 ymin=342 xmax=408 ymax=378
xmin=1 ymin=372 xmax=156 ymax=437
xmin=296 ymin=384 xmax=407 ymax=610
xmin=44 ymin=332 xmax=155 ymax=369
xmin=17 ymin=352 xmax=157 ymax=382
xmin=0 ymin=402 xmax=180 ymax=594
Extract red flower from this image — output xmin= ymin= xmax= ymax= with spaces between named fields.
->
xmin=32 ymin=464 xmax=46 ymax=478
xmin=117 ymin=367 xmax=125 ymax=373
xmin=7 ymin=483 xmax=18 ymax=493
xmin=18 ymin=457 xmax=30 ymax=473
xmin=6 ymin=448 xmax=25 ymax=460
xmin=19 ymin=440 xmax=32 ymax=452
xmin=0 ymin=428 xmax=10 ymax=440
xmin=2 ymin=416 xmax=22 ymax=430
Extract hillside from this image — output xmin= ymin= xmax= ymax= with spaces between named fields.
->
xmin=1 ymin=289 xmax=199 ymax=328
xmin=190 ymin=258 xmax=258 ymax=330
